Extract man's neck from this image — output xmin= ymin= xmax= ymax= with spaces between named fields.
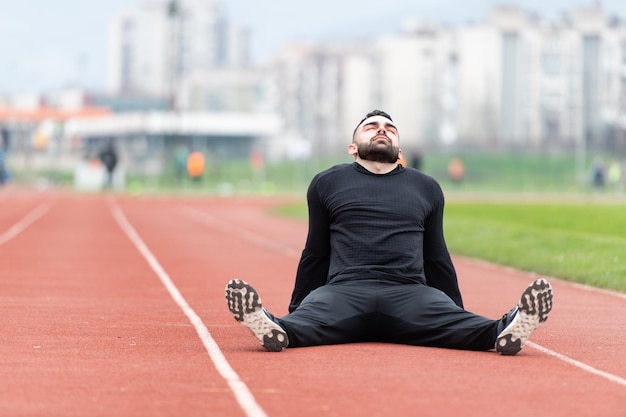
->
xmin=355 ymin=159 xmax=398 ymax=174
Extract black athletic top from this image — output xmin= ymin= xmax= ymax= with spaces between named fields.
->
xmin=288 ymin=162 xmax=464 ymax=312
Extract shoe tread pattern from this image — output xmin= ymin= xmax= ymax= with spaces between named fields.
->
xmin=225 ymin=278 xmax=261 ymax=322
xmin=496 ymin=278 xmax=553 ymax=356
xmin=225 ymin=279 xmax=289 ymax=352
xmin=519 ymin=278 xmax=553 ymax=323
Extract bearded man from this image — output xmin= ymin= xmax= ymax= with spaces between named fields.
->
xmin=226 ymin=109 xmax=553 ymax=356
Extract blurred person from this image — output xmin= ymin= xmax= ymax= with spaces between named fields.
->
xmin=0 ymin=129 xmax=8 ymax=186
xmin=0 ymin=147 xmax=6 ymax=186
xmin=448 ymin=157 xmax=464 ymax=182
xmin=0 ymin=126 xmax=8 ymax=152
xmin=187 ymin=150 xmax=205 ymax=182
xmin=98 ymin=138 xmax=119 ymax=189
xmin=226 ymin=110 xmax=553 ymax=355
xmin=409 ymin=150 xmax=423 ymax=171
xmin=174 ymin=142 xmax=189 ymax=184
xmin=591 ymin=157 xmax=605 ymax=191
xmin=607 ymin=161 xmax=622 ymax=194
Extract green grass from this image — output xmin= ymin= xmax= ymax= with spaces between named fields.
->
xmin=271 ymin=200 xmax=626 ymax=294
xmin=422 ymin=152 xmax=583 ymax=192
xmin=443 ymin=202 xmax=626 ymax=292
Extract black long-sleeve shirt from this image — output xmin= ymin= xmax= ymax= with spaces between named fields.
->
xmin=288 ymin=162 xmax=464 ymax=312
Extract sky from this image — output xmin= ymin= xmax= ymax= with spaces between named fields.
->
xmin=1 ymin=0 xmax=626 ymax=97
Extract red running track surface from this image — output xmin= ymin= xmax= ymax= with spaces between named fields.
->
xmin=0 ymin=189 xmax=624 ymax=417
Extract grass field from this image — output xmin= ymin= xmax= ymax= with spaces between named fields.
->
xmin=130 ymin=150 xmax=614 ymax=197
xmin=443 ymin=201 xmax=626 ymax=292
xmin=272 ymin=199 xmax=626 ymax=293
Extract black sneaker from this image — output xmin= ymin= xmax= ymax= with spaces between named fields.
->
xmin=495 ymin=278 xmax=553 ymax=355
xmin=225 ymin=279 xmax=289 ymax=352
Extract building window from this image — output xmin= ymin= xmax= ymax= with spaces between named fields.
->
xmin=543 ymin=111 xmax=560 ymax=139
xmin=542 ymin=54 xmax=561 ymax=75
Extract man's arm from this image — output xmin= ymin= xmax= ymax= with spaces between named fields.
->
xmin=288 ymin=178 xmax=331 ymax=312
xmin=422 ymin=183 xmax=464 ymax=308
xmin=424 ymin=258 xmax=463 ymax=308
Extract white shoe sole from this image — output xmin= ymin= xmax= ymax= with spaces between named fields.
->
xmin=225 ymin=279 xmax=289 ymax=352
xmin=495 ymin=278 xmax=553 ymax=355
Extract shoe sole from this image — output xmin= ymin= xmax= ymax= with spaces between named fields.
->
xmin=495 ymin=278 xmax=553 ymax=355
xmin=225 ymin=279 xmax=289 ymax=352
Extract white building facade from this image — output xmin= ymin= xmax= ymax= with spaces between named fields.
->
xmin=107 ymin=0 xmax=251 ymax=106
xmin=267 ymin=5 xmax=626 ymax=156
xmin=104 ymin=2 xmax=626 ymax=157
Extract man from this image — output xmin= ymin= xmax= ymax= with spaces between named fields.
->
xmin=225 ymin=110 xmax=553 ymax=355
xmin=0 ymin=127 xmax=7 ymax=186
xmin=98 ymin=138 xmax=118 ymax=189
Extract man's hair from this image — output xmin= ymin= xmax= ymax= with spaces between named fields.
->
xmin=352 ymin=110 xmax=394 ymax=137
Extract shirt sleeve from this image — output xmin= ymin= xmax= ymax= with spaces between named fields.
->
xmin=288 ymin=177 xmax=331 ymax=312
xmin=422 ymin=183 xmax=464 ymax=309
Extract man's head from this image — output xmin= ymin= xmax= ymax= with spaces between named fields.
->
xmin=349 ymin=109 xmax=400 ymax=164
xmin=352 ymin=110 xmax=394 ymax=137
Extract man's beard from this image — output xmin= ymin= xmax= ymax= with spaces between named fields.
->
xmin=356 ymin=138 xmax=399 ymax=163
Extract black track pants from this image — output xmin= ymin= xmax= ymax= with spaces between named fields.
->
xmin=277 ymin=281 xmax=500 ymax=351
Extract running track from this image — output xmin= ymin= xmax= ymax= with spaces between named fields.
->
xmin=1 ymin=188 xmax=624 ymax=417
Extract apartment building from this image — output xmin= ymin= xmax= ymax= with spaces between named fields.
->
xmin=268 ymin=4 xmax=626 ymax=154
xmin=104 ymin=2 xmax=626 ymax=155
xmin=107 ymin=0 xmax=251 ymax=107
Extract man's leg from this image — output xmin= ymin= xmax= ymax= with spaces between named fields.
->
xmin=379 ymin=283 xmax=499 ymax=351
xmin=277 ymin=281 xmax=380 ymax=347
xmin=226 ymin=279 xmax=378 ymax=350
xmin=380 ymin=278 xmax=553 ymax=354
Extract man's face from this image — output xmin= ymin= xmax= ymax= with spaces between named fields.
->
xmin=350 ymin=115 xmax=400 ymax=163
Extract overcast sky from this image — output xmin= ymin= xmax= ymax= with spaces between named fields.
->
xmin=1 ymin=0 xmax=625 ymax=96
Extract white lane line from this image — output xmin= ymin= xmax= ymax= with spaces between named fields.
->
xmin=180 ymin=206 xmax=301 ymax=258
xmin=180 ymin=206 xmax=626 ymax=389
xmin=527 ymin=342 xmax=626 ymax=387
xmin=0 ymin=203 xmax=49 ymax=246
xmin=111 ymin=205 xmax=268 ymax=417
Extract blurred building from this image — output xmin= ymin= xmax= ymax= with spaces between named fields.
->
xmin=107 ymin=0 xmax=257 ymax=110
xmin=268 ymin=43 xmax=344 ymax=155
xmin=3 ymin=1 xmax=626 ymax=180
xmin=266 ymin=4 xmax=626 ymax=156
xmin=267 ymin=21 xmax=459 ymax=156
xmin=176 ymin=67 xmax=270 ymax=112
xmin=373 ymin=22 xmax=457 ymax=151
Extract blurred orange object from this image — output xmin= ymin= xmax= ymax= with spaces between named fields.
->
xmin=187 ymin=151 xmax=205 ymax=178
xmin=448 ymin=157 xmax=465 ymax=182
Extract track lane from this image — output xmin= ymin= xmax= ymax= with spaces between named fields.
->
xmin=0 ymin=194 xmax=246 ymax=417
xmin=2 ymin=192 xmax=624 ymax=417
xmin=0 ymin=188 xmax=53 ymax=231
xmin=115 ymin=195 xmax=626 ymax=417
xmin=454 ymin=257 xmax=626 ymax=382
xmin=112 ymin=203 xmax=269 ymax=417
